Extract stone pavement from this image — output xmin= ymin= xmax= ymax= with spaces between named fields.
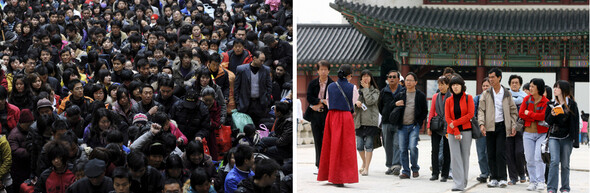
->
xmin=296 ymin=135 xmax=590 ymax=193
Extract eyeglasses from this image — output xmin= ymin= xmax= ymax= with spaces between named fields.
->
xmin=388 ymin=76 xmax=397 ymax=79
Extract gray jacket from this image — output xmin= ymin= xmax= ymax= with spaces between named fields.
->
xmin=354 ymin=86 xmax=380 ymax=129
xmin=477 ymin=86 xmax=518 ymax=137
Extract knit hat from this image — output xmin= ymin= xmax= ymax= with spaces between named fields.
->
xmin=132 ymin=113 xmax=148 ymax=124
xmin=3 ymin=31 xmax=17 ymax=43
xmin=19 ymin=109 xmax=34 ymax=123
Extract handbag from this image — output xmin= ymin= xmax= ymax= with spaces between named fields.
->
xmin=467 ymin=95 xmax=483 ymax=139
xmin=373 ymin=133 xmax=383 ymax=149
xmin=430 ymin=116 xmax=445 ymax=132
xmin=215 ymin=125 xmax=232 ymax=156
xmin=541 ymin=125 xmax=552 ymax=164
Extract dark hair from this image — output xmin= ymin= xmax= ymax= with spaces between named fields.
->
xmin=208 ymin=52 xmax=221 ymax=64
xmin=529 ymin=78 xmax=545 ymax=96
xmin=337 ymin=64 xmax=352 ymax=79
xmin=275 ymin=101 xmax=291 ymax=117
xmin=106 ymin=129 xmax=124 ymax=144
xmin=449 ymin=76 xmax=466 ymax=94
xmin=443 ymin=67 xmax=455 ymax=75
xmin=544 ymin=86 xmax=553 ymax=100
xmin=0 ymin=86 xmax=7 ymax=100
xmin=315 ymin=60 xmax=330 ymax=71
xmin=90 ymin=108 xmax=114 ymax=138
xmin=523 ymin=83 xmax=530 ymax=91
xmin=112 ymin=166 xmax=130 ymax=180
xmin=509 ymin=75 xmax=523 ymax=86
xmin=190 ymin=168 xmax=209 ymax=188
xmin=253 ymin=158 xmax=280 ymax=180
xmin=186 ymin=140 xmax=204 ymax=157
xmin=553 ymin=80 xmax=574 ymax=112
xmin=358 ymin=69 xmax=377 ymax=89
xmin=437 ymin=76 xmax=450 ymax=85
xmin=158 ymin=77 xmax=175 ymax=89
xmin=140 ymin=84 xmax=154 ymax=93
xmin=165 ymin=154 xmax=183 ymax=169
xmin=488 ymin=67 xmax=502 ymax=80
xmin=233 ymin=38 xmax=246 ymax=47
xmin=51 ymin=118 xmax=69 ymax=134
xmin=116 ymin=87 xmax=129 ymax=104
xmin=45 ymin=140 xmax=70 ymax=164
xmin=405 ymin=72 xmax=418 ymax=82
xmin=97 ymin=69 xmax=111 ymax=84
xmin=127 ymin=151 xmax=147 ymax=171
xmin=234 ymin=144 xmax=254 ymax=167
xmin=151 ymin=112 xmax=169 ymax=128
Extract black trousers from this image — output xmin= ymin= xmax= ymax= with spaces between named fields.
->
xmin=431 ymin=131 xmax=450 ymax=177
xmin=506 ymin=131 xmax=526 ymax=181
xmin=487 ymin=122 xmax=508 ymax=181
xmin=309 ymin=110 xmax=328 ymax=168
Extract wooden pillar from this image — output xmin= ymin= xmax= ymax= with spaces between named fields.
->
xmin=401 ymin=56 xmax=410 ymax=77
xmin=476 ymin=66 xmax=486 ymax=94
xmin=560 ymin=68 xmax=569 ymax=81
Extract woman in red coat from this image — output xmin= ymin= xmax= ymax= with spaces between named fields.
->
xmin=518 ymin=78 xmax=549 ymax=191
xmin=444 ymin=76 xmax=474 ymax=191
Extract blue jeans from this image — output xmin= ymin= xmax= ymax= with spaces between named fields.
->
xmin=356 ymin=135 xmax=374 ymax=152
xmin=475 ymin=136 xmax=489 ymax=178
xmin=547 ymin=138 xmax=573 ymax=192
xmin=522 ymin=132 xmax=546 ymax=184
xmin=398 ymin=124 xmax=420 ymax=175
xmin=382 ymin=123 xmax=401 ymax=168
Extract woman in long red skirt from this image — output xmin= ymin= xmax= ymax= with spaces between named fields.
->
xmin=317 ymin=64 xmax=359 ymax=186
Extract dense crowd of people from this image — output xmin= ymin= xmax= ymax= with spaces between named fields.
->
xmin=0 ymin=0 xmax=293 ymax=192
xmin=306 ymin=64 xmax=584 ymax=193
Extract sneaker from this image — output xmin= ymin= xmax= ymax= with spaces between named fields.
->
xmin=399 ymin=173 xmax=410 ymax=179
xmin=392 ymin=167 xmax=401 ymax=176
xmin=385 ymin=167 xmax=394 ymax=175
xmin=477 ymin=176 xmax=488 ymax=183
xmin=487 ymin=179 xmax=499 ymax=188
xmin=526 ymin=183 xmax=536 ymax=191
xmin=561 ymin=190 xmax=570 ymax=193
xmin=499 ymin=180 xmax=508 ymax=188
xmin=536 ymin=183 xmax=546 ymax=191
xmin=430 ymin=176 xmax=439 ymax=181
xmin=547 ymin=190 xmax=555 ymax=193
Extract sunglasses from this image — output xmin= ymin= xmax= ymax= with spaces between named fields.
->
xmin=388 ymin=76 xmax=397 ymax=79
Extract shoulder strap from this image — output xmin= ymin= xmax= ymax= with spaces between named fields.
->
xmin=334 ymin=81 xmax=352 ymax=111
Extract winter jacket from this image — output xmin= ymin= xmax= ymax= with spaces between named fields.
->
xmin=211 ymin=67 xmax=231 ymax=100
xmin=172 ymin=60 xmax=200 ymax=88
xmin=354 ymin=86 xmax=380 ymax=128
xmin=57 ymin=94 xmax=94 ymax=115
xmin=8 ymin=126 xmax=30 ymax=181
xmin=377 ymin=85 xmax=404 ymax=124
xmin=182 ymin=154 xmax=217 ymax=181
xmin=221 ymin=49 xmax=252 ymax=73
xmin=268 ymin=40 xmax=293 ymax=72
xmin=477 ymin=86 xmax=518 ymax=136
xmin=545 ymin=98 xmax=580 ymax=148
xmin=518 ymin=95 xmax=550 ymax=134
xmin=274 ymin=116 xmax=293 ymax=150
xmin=444 ymin=93 xmax=475 ymax=136
xmin=0 ymin=135 xmax=11 ymax=179
xmin=112 ymin=100 xmax=139 ymax=125
xmin=66 ymin=176 xmax=114 ymax=193
xmin=129 ymin=166 xmax=163 ymax=193
xmin=154 ymin=94 xmax=180 ymax=114
xmin=169 ymin=122 xmax=188 ymax=145
xmin=25 ymin=123 xmax=52 ymax=176
xmin=235 ymin=177 xmax=272 ymax=193
xmin=35 ymin=168 xmax=76 ymax=193
xmin=224 ymin=167 xmax=254 ymax=193
xmin=0 ymin=102 xmax=20 ymax=134
xmin=190 ymin=83 xmax=227 ymax=125
xmin=170 ymin=99 xmax=211 ymax=141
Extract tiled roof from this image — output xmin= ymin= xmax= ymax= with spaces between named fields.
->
xmin=297 ymin=24 xmax=381 ymax=65
xmin=331 ymin=0 xmax=589 ymax=36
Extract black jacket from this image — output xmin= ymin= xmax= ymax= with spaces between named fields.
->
xmin=303 ymin=77 xmax=333 ymax=120
xmin=269 ymin=40 xmax=293 ymax=72
xmin=391 ymin=88 xmax=428 ymax=126
xmin=170 ymin=99 xmax=210 ymax=140
xmin=545 ymin=100 xmax=580 ymax=148
xmin=129 ymin=166 xmax=163 ymax=193
xmin=235 ymin=178 xmax=273 ymax=193
xmin=154 ymin=94 xmax=180 ymax=114
xmin=378 ymin=85 xmax=404 ymax=124
xmin=66 ymin=176 xmax=114 ymax=193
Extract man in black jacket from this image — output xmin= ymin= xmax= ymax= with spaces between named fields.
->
xmin=67 ymin=159 xmax=115 ymax=193
xmin=262 ymin=34 xmax=292 ymax=73
xmin=127 ymin=151 xmax=164 ymax=193
xmin=170 ymin=89 xmax=210 ymax=141
xmin=303 ymin=60 xmax=333 ymax=172
xmin=391 ymin=72 xmax=427 ymax=179
xmin=377 ymin=70 xmax=404 ymax=176
xmin=235 ymin=159 xmax=280 ymax=193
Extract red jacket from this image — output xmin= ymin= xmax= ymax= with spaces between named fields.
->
xmin=2 ymin=103 xmax=20 ymax=133
xmin=518 ymin=95 xmax=549 ymax=133
xmin=445 ymin=93 xmax=475 ymax=136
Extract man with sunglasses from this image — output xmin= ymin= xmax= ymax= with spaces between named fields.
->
xmin=378 ymin=70 xmax=404 ymax=176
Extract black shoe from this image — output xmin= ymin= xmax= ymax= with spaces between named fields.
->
xmin=451 ymin=188 xmax=463 ymax=191
xmin=430 ymin=176 xmax=439 ymax=181
xmin=399 ymin=173 xmax=410 ymax=179
xmin=440 ymin=177 xmax=448 ymax=182
xmin=477 ymin=177 xmax=487 ymax=183
xmin=334 ymin=184 xmax=344 ymax=187
xmin=392 ymin=167 xmax=401 ymax=176
xmin=448 ymin=176 xmax=453 ymax=180
xmin=385 ymin=168 xmax=394 ymax=175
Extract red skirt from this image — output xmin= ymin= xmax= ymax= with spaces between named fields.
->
xmin=317 ymin=110 xmax=359 ymax=184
